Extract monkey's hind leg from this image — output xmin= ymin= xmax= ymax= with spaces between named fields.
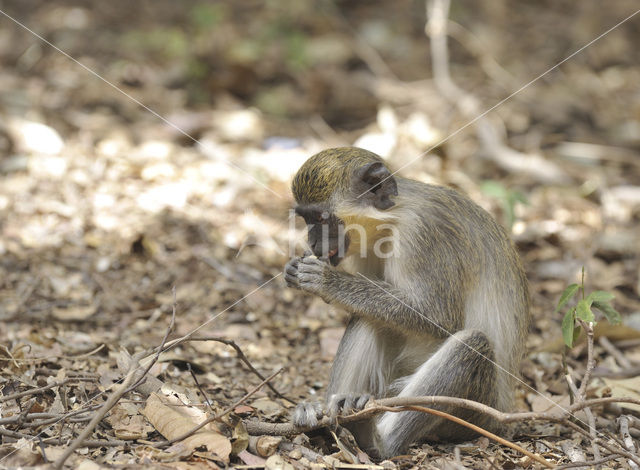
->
xmin=375 ymin=329 xmax=498 ymax=458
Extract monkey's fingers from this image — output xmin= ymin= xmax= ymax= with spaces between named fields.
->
xmin=291 ymin=401 xmax=324 ymax=428
xmin=297 ymin=256 xmax=325 ymax=273
xmin=284 ymin=258 xmax=302 ymax=288
xmin=327 ymin=393 xmax=371 ymax=418
xmin=355 ymin=394 xmax=372 ymax=410
xmin=284 ymin=275 xmax=299 ymax=288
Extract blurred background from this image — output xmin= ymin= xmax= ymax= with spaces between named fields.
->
xmin=1 ymin=0 xmax=639 ymax=466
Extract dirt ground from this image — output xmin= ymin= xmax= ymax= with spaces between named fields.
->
xmin=1 ymin=1 xmax=640 ymax=468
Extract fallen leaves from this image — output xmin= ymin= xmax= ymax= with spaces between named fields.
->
xmin=143 ymin=392 xmax=232 ymax=463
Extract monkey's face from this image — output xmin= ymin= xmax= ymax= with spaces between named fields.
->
xmin=295 ymin=204 xmax=349 ymax=266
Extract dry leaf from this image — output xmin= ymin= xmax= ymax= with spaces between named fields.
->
xmin=598 ymin=377 xmax=640 ymax=412
xmin=254 ymin=435 xmax=282 ymax=457
xmin=107 ymin=403 xmax=152 ymax=440
xmin=527 ymin=393 xmax=570 ymax=415
xmin=238 ymin=449 xmax=266 ymax=466
xmin=265 ymin=454 xmax=295 ymax=470
xmin=143 ymin=392 xmax=231 ymax=462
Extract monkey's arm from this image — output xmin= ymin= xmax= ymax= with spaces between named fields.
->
xmin=293 ymin=256 xmax=461 ymax=335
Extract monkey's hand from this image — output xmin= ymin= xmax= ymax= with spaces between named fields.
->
xmin=327 ymin=393 xmax=372 ymax=419
xmin=295 ymin=255 xmax=333 ymax=299
xmin=291 ymin=401 xmax=324 ymax=428
xmin=284 ymin=257 xmax=303 ymax=289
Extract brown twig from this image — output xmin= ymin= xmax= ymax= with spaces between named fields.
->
xmin=154 ymin=367 xmax=284 ymax=447
xmin=0 ymin=427 xmax=128 ymax=448
xmin=564 ymin=418 xmax=640 ymax=467
xmin=617 ymin=416 xmax=639 ymax=470
xmin=53 ymin=350 xmax=147 ymax=469
xmin=380 ymin=404 xmax=552 ymax=468
xmin=125 ymin=286 xmax=177 ymax=394
xmin=0 ymin=378 xmax=76 ymax=403
xmin=571 ymin=319 xmax=601 ymax=461
xmin=13 ymin=405 xmax=101 ymax=429
xmin=576 ymin=320 xmax=595 ymax=400
xmin=183 ymin=336 xmax=295 ymax=405
xmin=53 ymin=290 xmax=177 ymax=468
xmin=244 ymin=395 xmax=640 ymax=435
xmin=556 ymin=454 xmax=630 ymax=469
xmin=245 ymin=394 xmax=640 ymax=466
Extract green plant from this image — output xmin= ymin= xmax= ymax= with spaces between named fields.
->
xmin=481 ymin=180 xmax=527 ymax=230
xmin=555 ymin=268 xmax=622 ymax=348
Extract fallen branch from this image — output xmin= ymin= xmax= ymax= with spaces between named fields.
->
xmin=618 ymin=415 xmax=639 ymax=470
xmin=0 ymin=378 xmax=76 ymax=403
xmin=556 ymin=454 xmax=629 ymax=469
xmin=245 ymin=394 xmax=640 ymax=466
xmin=125 ymin=286 xmax=177 ymax=394
xmin=181 ymin=336 xmax=295 ymax=405
xmin=563 ymin=418 xmax=640 ymax=467
xmin=53 ymin=350 xmax=147 ymax=469
xmin=380 ymin=404 xmax=552 ymax=468
xmin=0 ymin=427 xmax=127 ymax=448
xmin=53 ymin=290 xmax=177 ymax=469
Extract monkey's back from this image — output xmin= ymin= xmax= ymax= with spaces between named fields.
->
xmin=388 ymin=178 xmax=530 ymax=410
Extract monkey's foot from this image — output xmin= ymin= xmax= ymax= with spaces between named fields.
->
xmin=292 ymin=401 xmax=324 ymax=428
xmin=327 ymin=393 xmax=371 ymax=419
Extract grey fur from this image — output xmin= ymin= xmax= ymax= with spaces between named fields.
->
xmin=287 ymin=153 xmax=530 ymax=459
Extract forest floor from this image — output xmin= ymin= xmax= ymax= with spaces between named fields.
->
xmin=1 ymin=1 xmax=640 ymax=468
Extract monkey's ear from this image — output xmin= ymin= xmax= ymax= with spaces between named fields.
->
xmin=354 ymin=162 xmax=398 ymax=210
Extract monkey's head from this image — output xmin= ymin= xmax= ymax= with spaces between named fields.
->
xmin=291 ymin=147 xmax=398 ymax=265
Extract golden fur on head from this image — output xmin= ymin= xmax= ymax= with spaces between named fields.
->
xmin=292 ymin=147 xmax=385 ymax=205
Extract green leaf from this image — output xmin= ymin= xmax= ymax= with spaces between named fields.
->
xmin=573 ymin=324 xmax=582 ymax=345
xmin=592 ymin=301 xmax=622 ymax=325
xmin=562 ymin=310 xmax=575 ymax=347
xmin=555 ymin=284 xmax=580 ymax=313
xmin=481 ymin=181 xmax=507 ymax=199
xmin=511 ymin=191 xmax=529 ymax=205
xmin=586 ymin=291 xmax=615 ymax=303
xmin=576 ymin=299 xmax=595 ymax=322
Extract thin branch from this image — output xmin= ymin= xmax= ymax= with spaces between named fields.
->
xmin=618 ymin=415 xmax=639 ymax=470
xmin=183 ymin=336 xmax=295 ymax=405
xmin=576 ymin=320 xmax=595 ymax=399
xmin=0 ymin=427 xmax=128 ymax=448
xmin=53 ymin=350 xmax=147 ymax=469
xmin=565 ymin=367 xmax=601 ymax=461
xmin=380 ymin=404 xmax=552 ymax=468
xmin=125 ymin=286 xmax=177 ymax=394
xmin=244 ymin=394 xmax=640 ymax=466
xmin=0 ymin=379 xmax=76 ymax=403
xmin=245 ymin=395 xmax=640 ymax=435
xmin=52 ymin=290 xmax=177 ymax=468
xmin=556 ymin=455 xmax=630 ymax=469
xmin=564 ymin=419 xmax=640 ymax=467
